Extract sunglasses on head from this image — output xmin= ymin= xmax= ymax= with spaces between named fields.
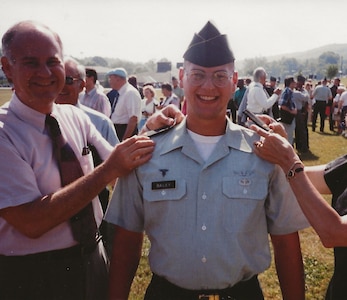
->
xmin=65 ymin=76 xmax=80 ymax=85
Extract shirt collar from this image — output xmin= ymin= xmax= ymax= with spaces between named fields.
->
xmin=118 ymin=82 xmax=129 ymax=95
xmin=9 ymin=93 xmax=48 ymax=133
xmin=86 ymin=87 xmax=97 ymax=97
xmin=159 ymin=118 xmax=253 ymax=156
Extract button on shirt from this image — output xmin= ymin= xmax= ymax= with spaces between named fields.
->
xmin=0 ymin=95 xmax=113 ymax=255
xmin=105 ymin=119 xmax=309 ymax=290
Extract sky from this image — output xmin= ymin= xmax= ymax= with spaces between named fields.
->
xmin=1 ymin=0 xmax=347 ymax=68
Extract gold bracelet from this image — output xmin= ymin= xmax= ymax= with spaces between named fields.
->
xmin=286 ymin=161 xmax=304 ymax=180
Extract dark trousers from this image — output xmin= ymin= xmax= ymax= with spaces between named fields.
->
xmin=114 ymin=123 xmax=138 ymax=141
xmin=328 ymin=108 xmax=334 ymax=131
xmin=325 ymin=247 xmax=347 ymax=300
xmin=295 ymin=111 xmax=309 ymax=152
xmin=0 ymin=242 xmax=108 ymax=300
xmin=312 ymin=101 xmax=327 ymax=131
xmin=144 ymin=274 xmax=264 ymax=300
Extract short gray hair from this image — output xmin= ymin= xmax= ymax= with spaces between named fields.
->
xmin=253 ymin=67 xmax=267 ymax=83
xmin=64 ymin=56 xmax=86 ymax=80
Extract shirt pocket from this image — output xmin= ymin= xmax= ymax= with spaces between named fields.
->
xmin=143 ymin=178 xmax=187 ymax=233
xmin=79 ymin=150 xmax=94 ymax=174
xmin=222 ymin=176 xmax=268 ymax=233
xmin=143 ymin=178 xmax=187 ymax=202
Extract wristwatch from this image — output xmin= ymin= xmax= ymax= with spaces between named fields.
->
xmin=286 ymin=162 xmax=304 ymax=180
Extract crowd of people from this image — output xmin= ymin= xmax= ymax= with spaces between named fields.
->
xmin=0 ymin=18 xmax=346 ymax=300
xmin=230 ymin=69 xmax=347 ymax=154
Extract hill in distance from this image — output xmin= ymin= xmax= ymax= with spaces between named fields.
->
xmin=268 ymin=43 xmax=347 ymax=61
xmin=237 ymin=43 xmax=347 ymax=70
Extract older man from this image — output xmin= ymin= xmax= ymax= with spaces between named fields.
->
xmin=108 ymin=67 xmax=142 ymax=141
xmin=0 ymin=20 xmax=154 ymax=300
xmin=246 ymin=67 xmax=282 ymax=116
xmin=55 ymin=57 xmax=120 ymax=254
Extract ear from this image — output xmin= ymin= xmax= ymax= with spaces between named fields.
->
xmin=1 ymin=56 xmax=13 ymax=82
xmin=232 ymin=71 xmax=238 ymax=85
xmin=231 ymin=71 xmax=238 ymax=93
xmin=179 ymin=67 xmax=184 ymax=88
xmin=78 ymin=80 xmax=86 ymax=93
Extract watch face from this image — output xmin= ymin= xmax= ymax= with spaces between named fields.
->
xmin=287 ymin=165 xmax=304 ymax=180
xmin=288 ymin=170 xmax=295 ymax=178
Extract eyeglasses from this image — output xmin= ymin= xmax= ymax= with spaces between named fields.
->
xmin=185 ymin=70 xmax=233 ymax=87
xmin=65 ymin=76 xmax=81 ymax=85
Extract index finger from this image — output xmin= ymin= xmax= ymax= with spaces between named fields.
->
xmin=161 ymin=104 xmax=184 ymax=124
xmin=256 ymin=114 xmax=274 ymax=125
xmin=249 ymin=124 xmax=271 ymax=138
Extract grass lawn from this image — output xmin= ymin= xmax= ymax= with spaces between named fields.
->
xmin=0 ymin=88 xmax=346 ymax=299
xmin=0 ymin=88 xmax=12 ymax=105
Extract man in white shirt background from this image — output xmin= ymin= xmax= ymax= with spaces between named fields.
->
xmin=108 ymin=68 xmax=142 ymax=141
xmin=247 ymin=67 xmax=282 ymax=116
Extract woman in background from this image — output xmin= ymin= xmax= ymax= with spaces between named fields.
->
xmin=139 ymin=85 xmax=158 ymax=130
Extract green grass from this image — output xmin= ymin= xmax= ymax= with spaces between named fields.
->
xmin=0 ymin=88 xmax=12 ymax=105
xmin=1 ymin=88 xmax=346 ymax=299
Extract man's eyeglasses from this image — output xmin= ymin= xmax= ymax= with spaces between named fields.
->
xmin=185 ymin=70 xmax=232 ymax=87
xmin=65 ymin=76 xmax=81 ymax=85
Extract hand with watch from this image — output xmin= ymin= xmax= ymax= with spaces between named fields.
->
xmin=286 ymin=161 xmax=305 ymax=181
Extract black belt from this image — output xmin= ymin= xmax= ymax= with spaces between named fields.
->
xmin=315 ymin=99 xmax=327 ymax=102
xmin=0 ymin=237 xmax=100 ymax=262
xmin=145 ymin=274 xmax=264 ymax=300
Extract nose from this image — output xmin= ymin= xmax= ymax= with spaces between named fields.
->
xmin=36 ymin=63 xmax=52 ymax=77
xmin=201 ymin=74 xmax=215 ymax=89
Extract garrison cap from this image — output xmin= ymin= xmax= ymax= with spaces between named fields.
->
xmin=183 ymin=21 xmax=235 ymax=67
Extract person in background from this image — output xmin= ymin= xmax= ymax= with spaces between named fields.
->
xmin=138 ymin=85 xmax=158 ymax=130
xmin=265 ymin=76 xmax=280 ymax=120
xmin=55 ymin=56 xmax=119 ymax=255
xmin=56 ymin=57 xmax=119 ymax=152
xmin=80 ymin=68 xmax=111 ymax=117
xmin=278 ymin=76 xmax=297 ymax=145
xmin=172 ymin=76 xmax=184 ymax=108
xmin=227 ymin=78 xmax=244 ymax=123
xmin=332 ymin=86 xmax=345 ymax=133
xmin=105 ymin=20 xmax=308 ymax=300
xmin=293 ymin=75 xmax=309 ymax=153
xmin=251 ymin=115 xmax=347 ymax=300
xmin=329 ymin=77 xmax=340 ymax=131
xmin=311 ymin=77 xmax=332 ymax=132
xmin=157 ymin=82 xmax=180 ymax=109
xmin=231 ymin=78 xmax=246 ymax=124
xmin=338 ymin=87 xmax=347 ymax=137
xmin=108 ymin=68 xmax=142 ymax=141
xmin=0 ymin=20 xmax=155 ymax=300
xmin=246 ymin=67 xmax=281 ymax=116
xmin=233 ymin=78 xmax=246 ymax=109
xmin=128 ymin=75 xmax=144 ymax=99
xmin=305 ymin=81 xmax=314 ymax=125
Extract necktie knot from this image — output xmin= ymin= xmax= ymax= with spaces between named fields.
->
xmin=45 ymin=114 xmax=61 ymax=137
